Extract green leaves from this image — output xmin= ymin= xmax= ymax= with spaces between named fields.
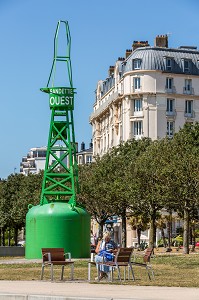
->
xmin=0 ymin=172 xmax=43 ymax=244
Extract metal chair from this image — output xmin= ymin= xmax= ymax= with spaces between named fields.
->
xmin=132 ymin=248 xmax=154 ymax=280
xmin=96 ymin=247 xmax=135 ymax=282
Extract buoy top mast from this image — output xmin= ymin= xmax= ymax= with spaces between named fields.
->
xmin=40 ymin=20 xmax=78 ymax=207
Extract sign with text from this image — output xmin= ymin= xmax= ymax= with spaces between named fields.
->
xmin=49 ymin=87 xmax=74 ymax=110
xmin=40 ymin=87 xmax=75 ymax=110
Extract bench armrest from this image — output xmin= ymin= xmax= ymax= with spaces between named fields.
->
xmin=64 ymin=252 xmax=71 ymax=261
xmin=43 ymin=252 xmax=51 ymax=262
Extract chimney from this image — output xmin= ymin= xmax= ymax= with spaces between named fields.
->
xmin=75 ymin=142 xmax=78 ymax=152
xmin=81 ymin=142 xmax=85 ymax=151
xmin=155 ymin=35 xmax=168 ymax=48
xmin=89 ymin=140 xmax=93 ymax=149
xmin=108 ymin=66 xmax=115 ymax=76
xmin=117 ymin=57 xmax=125 ymax=61
xmin=125 ymin=49 xmax=132 ymax=58
xmin=132 ymin=41 xmax=149 ymax=51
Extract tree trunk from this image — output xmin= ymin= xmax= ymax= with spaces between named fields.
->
xmin=191 ymin=222 xmax=195 ymax=252
xmin=153 ymin=225 xmax=157 ymax=247
xmin=2 ymin=227 xmax=5 ymax=246
xmin=121 ymin=209 xmax=126 ymax=247
xmin=137 ymin=228 xmax=141 ymax=247
xmin=14 ymin=227 xmax=18 ymax=246
xmin=189 ymin=226 xmax=192 ymax=245
xmin=8 ymin=228 xmax=11 ymax=246
xmin=167 ymin=210 xmax=172 ymax=249
xmin=183 ymin=207 xmax=189 ymax=254
xmin=98 ymin=222 xmax=104 ymax=240
xmin=161 ymin=228 xmax=167 ymax=248
xmin=149 ymin=213 xmax=156 ymax=249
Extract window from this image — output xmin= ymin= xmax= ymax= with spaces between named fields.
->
xmin=167 ymin=121 xmax=174 ymax=138
xmin=134 ymin=121 xmax=143 ymax=136
xmin=184 ymin=79 xmax=192 ymax=93
xmin=133 ymin=59 xmax=141 ymax=70
xmin=86 ymin=155 xmax=92 ymax=163
xmin=166 ymin=58 xmax=172 ymax=71
xmin=38 ymin=150 xmax=46 ymax=157
xmin=183 ymin=59 xmax=191 ymax=73
xmin=185 ymin=100 xmax=193 ymax=114
xmin=166 ymin=77 xmax=173 ymax=90
xmin=134 ymin=77 xmax=141 ymax=90
xmin=134 ymin=99 xmax=143 ymax=112
xmin=166 ymin=99 xmax=175 ymax=112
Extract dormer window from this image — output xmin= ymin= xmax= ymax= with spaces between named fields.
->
xmin=164 ymin=56 xmax=174 ymax=72
xmin=166 ymin=58 xmax=172 ymax=71
xmin=133 ymin=59 xmax=141 ymax=70
xmin=184 ymin=60 xmax=189 ymax=72
xmin=183 ymin=59 xmax=191 ymax=73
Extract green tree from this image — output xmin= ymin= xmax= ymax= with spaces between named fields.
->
xmin=0 ymin=172 xmax=43 ymax=245
xmin=78 ymin=161 xmax=116 ymax=238
xmin=128 ymin=214 xmax=149 ymax=247
xmin=133 ymin=139 xmax=176 ymax=248
xmin=156 ymin=214 xmax=167 ymax=248
xmin=169 ymin=123 xmax=199 ymax=254
xmin=99 ymin=138 xmax=152 ymax=246
xmin=79 ymin=138 xmax=151 ymax=245
xmin=0 ymin=174 xmax=26 ymax=245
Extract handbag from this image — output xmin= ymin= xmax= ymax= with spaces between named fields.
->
xmin=99 ymin=250 xmax=114 ymax=261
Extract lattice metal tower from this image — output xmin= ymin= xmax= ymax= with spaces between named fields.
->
xmin=40 ymin=20 xmax=78 ymax=206
xmin=25 ymin=21 xmax=90 ymax=259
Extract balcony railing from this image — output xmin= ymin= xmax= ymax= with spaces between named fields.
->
xmin=21 ymin=162 xmax=36 ymax=169
xmin=90 ymin=91 xmax=120 ymax=121
xmin=165 ymin=86 xmax=176 ymax=94
xmin=129 ymin=132 xmax=143 ymax=140
xmin=184 ymin=110 xmax=195 ymax=118
xmin=133 ymin=110 xmax=144 ymax=117
xmin=166 ymin=110 xmax=177 ymax=117
xmin=132 ymin=86 xmax=142 ymax=93
xmin=183 ymin=87 xmax=194 ymax=95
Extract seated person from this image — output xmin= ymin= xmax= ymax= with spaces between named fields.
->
xmin=94 ymin=231 xmax=117 ymax=280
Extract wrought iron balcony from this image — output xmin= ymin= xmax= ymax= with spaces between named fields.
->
xmin=183 ymin=87 xmax=194 ymax=95
xmin=184 ymin=110 xmax=195 ymax=118
xmin=166 ymin=110 xmax=177 ymax=117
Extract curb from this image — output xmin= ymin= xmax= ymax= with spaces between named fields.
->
xmin=0 ymin=295 xmax=113 ymax=300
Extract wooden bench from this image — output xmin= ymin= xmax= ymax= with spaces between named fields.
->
xmin=94 ymin=247 xmax=135 ymax=282
xmin=41 ymin=248 xmax=74 ymax=281
xmin=132 ymin=248 xmax=154 ymax=280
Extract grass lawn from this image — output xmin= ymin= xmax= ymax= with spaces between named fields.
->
xmin=0 ymin=253 xmax=198 ymax=287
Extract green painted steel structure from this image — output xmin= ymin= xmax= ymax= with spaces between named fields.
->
xmin=25 ymin=21 xmax=90 ymax=259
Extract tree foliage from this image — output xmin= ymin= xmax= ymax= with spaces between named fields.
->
xmin=1 ymin=123 xmax=199 ymax=251
xmin=0 ymin=172 xmax=43 ymax=245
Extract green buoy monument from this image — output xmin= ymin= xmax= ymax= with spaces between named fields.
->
xmin=25 ymin=20 xmax=90 ymax=259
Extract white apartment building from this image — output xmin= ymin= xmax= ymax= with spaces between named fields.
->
xmin=76 ymin=141 xmax=93 ymax=165
xmin=20 ymin=147 xmax=47 ymax=175
xmin=20 ymin=146 xmax=67 ymax=175
xmin=90 ymin=35 xmax=199 ymax=156
xmin=20 ymin=142 xmax=92 ymax=175
xmin=90 ymin=35 xmax=197 ymax=247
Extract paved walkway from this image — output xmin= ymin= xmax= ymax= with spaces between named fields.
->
xmin=0 ymin=258 xmax=198 ymax=300
xmin=0 ymin=280 xmax=198 ymax=300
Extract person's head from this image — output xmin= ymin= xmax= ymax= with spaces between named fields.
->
xmin=103 ymin=231 xmax=111 ymax=242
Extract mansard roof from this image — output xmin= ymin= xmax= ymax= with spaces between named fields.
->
xmin=125 ymin=46 xmax=199 ymax=75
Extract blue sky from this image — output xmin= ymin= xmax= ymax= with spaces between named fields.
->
xmin=0 ymin=0 xmax=198 ymax=179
